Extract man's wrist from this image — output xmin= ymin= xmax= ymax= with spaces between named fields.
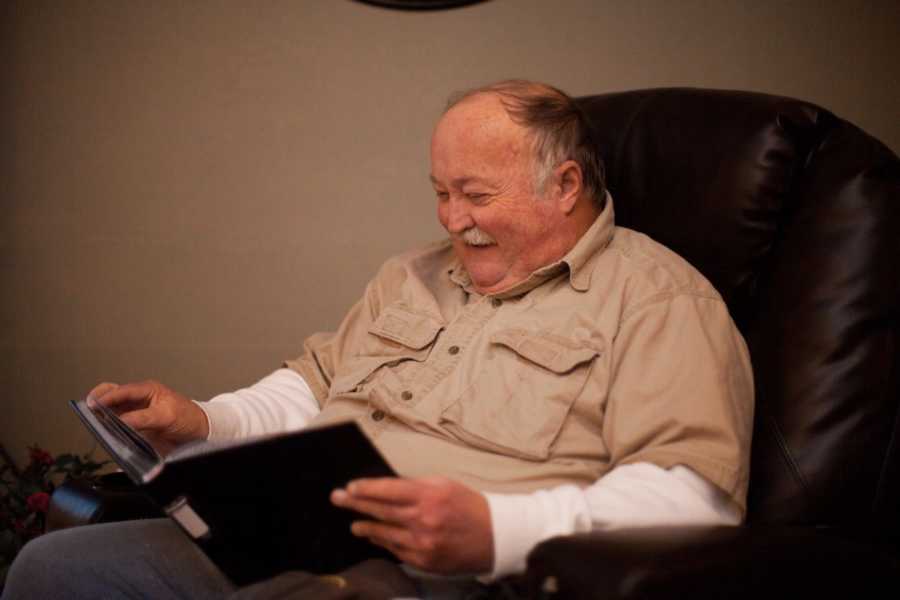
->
xmin=190 ymin=399 xmax=212 ymax=440
xmin=481 ymin=492 xmax=548 ymax=580
xmin=194 ymin=398 xmax=243 ymax=440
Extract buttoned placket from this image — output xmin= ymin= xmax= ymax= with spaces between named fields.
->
xmin=411 ymin=295 xmax=502 ymax=402
xmin=364 ymin=295 xmax=506 ymax=438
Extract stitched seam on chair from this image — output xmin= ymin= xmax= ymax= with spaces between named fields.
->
xmin=767 ymin=411 xmax=810 ymax=495
xmin=798 ymin=109 xmax=838 ymax=171
xmin=755 ymin=110 xmax=843 ymax=512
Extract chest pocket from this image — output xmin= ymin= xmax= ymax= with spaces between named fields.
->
xmin=440 ymin=328 xmax=601 ymax=461
xmin=330 ymin=305 xmax=443 ymax=397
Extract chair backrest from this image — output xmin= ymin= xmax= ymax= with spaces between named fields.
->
xmin=577 ymin=88 xmax=900 ymax=541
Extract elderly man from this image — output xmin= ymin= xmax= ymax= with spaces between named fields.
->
xmin=3 ymin=80 xmax=752 ymax=599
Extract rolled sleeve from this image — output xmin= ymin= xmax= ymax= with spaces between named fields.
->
xmin=602 ymin=293 xmax=754 ymax=513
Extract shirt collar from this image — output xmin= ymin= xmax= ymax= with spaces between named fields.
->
xmin=560 ymin=191 xmax=616 ymax=292
xmin=447 ymin=192 xmax=616 ymax=297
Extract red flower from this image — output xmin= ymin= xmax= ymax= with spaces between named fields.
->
xmin=29 ymin=447 xmax=54 ymax=466
xmin=26 ymin=491 xmax=51 ymax=514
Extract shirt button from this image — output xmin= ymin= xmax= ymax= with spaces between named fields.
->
xmin=448 ymin=345 xmax=460 ymax=355
xmin=372 ymin=410 xmax=385 ymax=421
xmin=401 ymin=390 xmax=413 ymax=401
xmin=491 ymin=298 xmax=502 ymax=308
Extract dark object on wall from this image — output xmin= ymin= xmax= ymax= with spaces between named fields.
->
xmin=353 ymin=0 xmax=490 ymax=11
xmin=519 ymin=88 xmax=900 ymax=598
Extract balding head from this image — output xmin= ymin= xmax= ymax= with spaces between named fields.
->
xmin=445 ymin=80 xmax=606 ymax=209
xmin=429 ymin=82 xmax=602 ymax=295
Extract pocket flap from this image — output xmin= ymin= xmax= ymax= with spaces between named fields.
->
xmin=491 ymin=329 xmax=600 ymax=374
xmin=368 ymin=305 xmax=443 ymax=350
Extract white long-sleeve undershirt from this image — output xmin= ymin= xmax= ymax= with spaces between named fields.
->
xmin=197 ymin=368 xmax=741 ymax=579
xmin=198 ymin=368 xmax=319 ymax=439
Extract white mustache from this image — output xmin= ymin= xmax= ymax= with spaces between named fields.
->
xmin=459 ymin=227 xmax=497 ymax=246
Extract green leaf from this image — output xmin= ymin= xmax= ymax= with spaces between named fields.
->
xmin=54 ymin=455 xmax=78 ymax=468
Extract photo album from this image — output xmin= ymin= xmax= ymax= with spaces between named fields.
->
xmin=70 ymin=398 xmax=396 ymax=585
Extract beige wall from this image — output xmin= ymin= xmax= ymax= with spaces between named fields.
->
xmin=3 ymin=0 xmax=898 ymax=465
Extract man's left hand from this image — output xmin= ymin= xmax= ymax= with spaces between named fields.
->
xmin=330 ymin=476 xmax=493 ymax=575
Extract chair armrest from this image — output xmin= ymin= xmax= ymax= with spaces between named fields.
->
xmin=521 ymin=525 xmax=900 ymax=599
xmin=47 ymin=473 xmax=162 ymax=532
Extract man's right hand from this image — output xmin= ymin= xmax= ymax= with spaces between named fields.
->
xmin=87 ymin=380 xmax=210 ymax=456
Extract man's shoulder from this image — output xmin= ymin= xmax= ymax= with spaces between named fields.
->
xmin=380 ymin=238 xmax=454 ymax=270
xmin=598 ymin=226 xmax=721 ymax=303
xmin=372 ymin=238 xmax=456 ymax=287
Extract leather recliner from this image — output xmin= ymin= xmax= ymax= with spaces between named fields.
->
xmin=517 ymin=88 xmax=900 ymax=598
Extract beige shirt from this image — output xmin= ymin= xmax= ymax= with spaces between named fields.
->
xmin=287 ymin=197 xmax=754 ymax=512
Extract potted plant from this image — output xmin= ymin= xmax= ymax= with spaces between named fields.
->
xmin=0 ymin=443 xmax=107 ymax=587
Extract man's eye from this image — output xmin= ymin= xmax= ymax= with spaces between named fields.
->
xmin=435 ymin=191 xmax=449 ymax=201
xmin=465 ymin=193 xmax=487 ymax=202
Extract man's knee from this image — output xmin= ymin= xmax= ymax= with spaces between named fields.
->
xmin=3 ymin=528 xmax=81 ymax=598
xmin=3 ymin=519 xmax=233 ymax=600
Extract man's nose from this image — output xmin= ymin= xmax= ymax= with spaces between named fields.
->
xmin=445 ymin=197 xmax=475 ymax=234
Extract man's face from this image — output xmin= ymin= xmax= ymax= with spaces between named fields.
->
xmin=430 ymin=94 xmax=570 ymax=295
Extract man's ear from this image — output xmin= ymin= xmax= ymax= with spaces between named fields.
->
xmin=552 ymin=160 xmax=583 ymax=215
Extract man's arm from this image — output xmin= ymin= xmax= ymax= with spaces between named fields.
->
xmin=330 ymin=463 xmax=738 ymax=579
xmin=86 ymin=367 xmax=320 ymax=454
xmin=483 ymin=463 xmax=739 ymax=578
xmin=199 ymin=368 xmax=320 ymax=439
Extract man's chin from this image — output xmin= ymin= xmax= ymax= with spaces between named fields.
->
xmin=463 ymin=265 xmax=510 ymax=295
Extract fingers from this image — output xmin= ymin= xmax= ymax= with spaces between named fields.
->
xmin=84 ymin=379 xmax=207 ymax=455
xmin=86 ymin=379 xmax=180 ymax=433
xmin=352 ymin=523 xmax=423 ymax=569
xmin=331 ymin=478 xmax=446 ymax=570
xmin=341 ymin=477 xmax=426 ymax=503
xmin=118 ymin=407 xmax=169 ymax=432
xmin=349 ymin=517 xmax=438 ymax=571
xmin=86 ymin=382 xmax=119 ymax=405
xmin=332 ymin=477 xmax=494 ymax=574
xmin=350 ymin=520 xmax=417 ymax=553
xmin=90 ymin=381 xmax=156 ymax=410
xmin=331 ymin=488 xmax=417 ymax=524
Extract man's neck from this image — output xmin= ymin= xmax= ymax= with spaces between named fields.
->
xmin=562 ymin=194 xmax=603 ymax=251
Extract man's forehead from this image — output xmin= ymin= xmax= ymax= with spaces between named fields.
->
xmin=432 ymin=95 xmax=529 ymax=171
xmin=435 ymin=94 xmax=523 ymax=142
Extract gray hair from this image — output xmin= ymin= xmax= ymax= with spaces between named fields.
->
xmin=446 ymin=80 xmax=606 ymax=208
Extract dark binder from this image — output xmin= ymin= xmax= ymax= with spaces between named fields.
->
xmin=69 ymin=398 xmax=397 ymax=586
